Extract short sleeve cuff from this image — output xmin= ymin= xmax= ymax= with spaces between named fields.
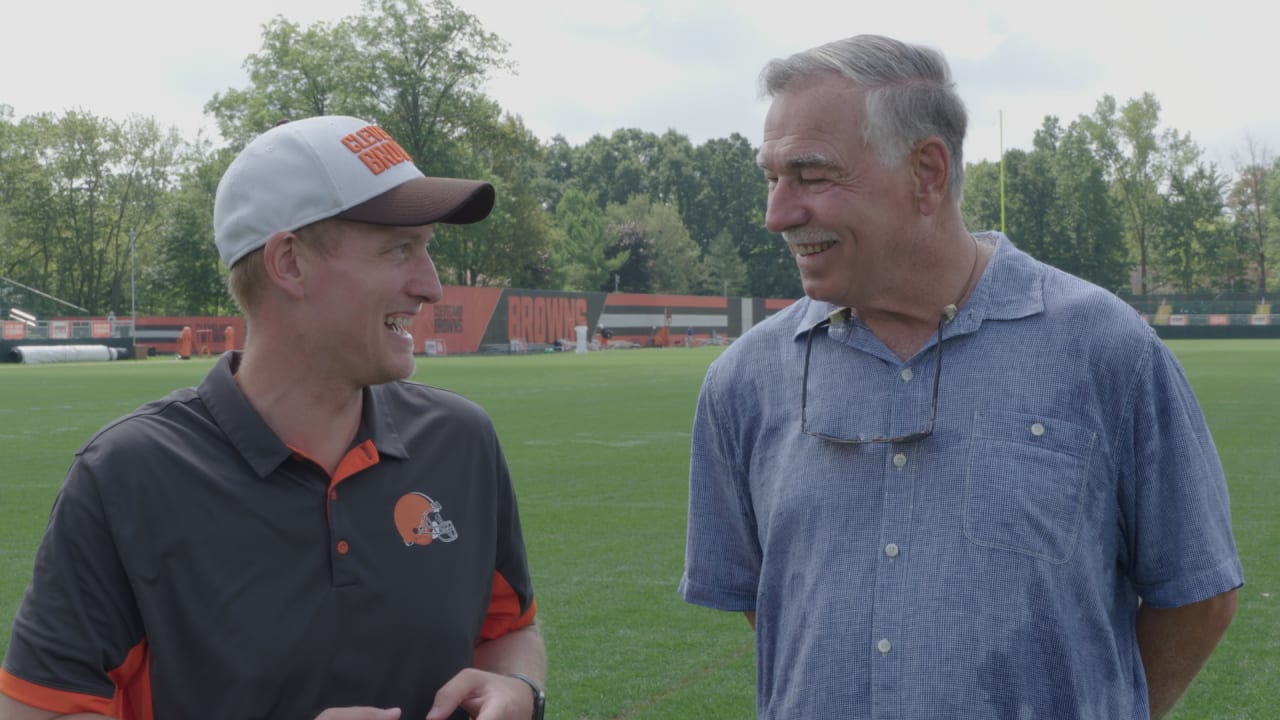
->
xmin=679 ymin=573 xmax=756 ymax=613
xmin=1134 ymin=556 xmax=1245 ymax=608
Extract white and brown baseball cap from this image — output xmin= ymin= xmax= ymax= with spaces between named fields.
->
xmin=213 ymin=115 xmax=495 ymax=268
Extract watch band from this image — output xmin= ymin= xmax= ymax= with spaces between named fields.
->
xmin=509 ymin=672 xmax=545 ymax=720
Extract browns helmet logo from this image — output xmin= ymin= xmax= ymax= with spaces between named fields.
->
xmin=393 ymin=492 xmax=458 ymax=546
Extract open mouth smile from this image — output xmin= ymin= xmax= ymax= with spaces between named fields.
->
xmin=384 ymin=316 xmax=413 ymax=337
xmin=791 ymin=241 xmax=837 ymax=256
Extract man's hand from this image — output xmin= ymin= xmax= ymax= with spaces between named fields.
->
xmin=426 ymin=669 xmax=532 ymax=720
xmin=314 ymin=708 xmax=402 ymax=720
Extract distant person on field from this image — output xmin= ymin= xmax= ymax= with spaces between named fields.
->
xmin=1 ymin=116 xmax=546 ymax=720
xmin=680 ymin=34 xmax=1241 ymax=720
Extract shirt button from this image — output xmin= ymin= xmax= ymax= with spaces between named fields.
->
xmin=1031 ymin=422 xmax=1046 ymax=437
xmin=893 ymin=453 xmax=907 ymax=468
xmin=336 ymin=540 xmax=350 ymax=555
xmin=877 ymin=638 xmax=892 ymax=654
xmin=900 ymin=368 xmax=914 ymax=382
xmin=885 ymin=543 xmax=900 ymax=558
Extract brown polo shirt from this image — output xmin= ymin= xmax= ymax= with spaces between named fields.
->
xmin=1 ymin=352 xmax=535 ymax=719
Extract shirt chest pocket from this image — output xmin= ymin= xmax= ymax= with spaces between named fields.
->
xmin=963 ymin=411 xmax=1098 ymax=563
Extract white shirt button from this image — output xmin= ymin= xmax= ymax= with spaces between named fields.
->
xmin=877 ymin=638 xmax=892 ymax=654
xmin=900 ymin=368 xmax=914 ymax=381
xmin=1031 ymin=422 xmax=1046 ymax=437
xmin=893 ymin=453 xmax=907 ymax=468
xmin=885 ymin=543 xmax=899 ymax=558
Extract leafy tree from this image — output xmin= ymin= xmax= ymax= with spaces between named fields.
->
xmin=1226 ymin=139 xmax=1276 ymax=295
xmin=999 ymin=145 xmax=1056 ymax=263
xmin=605 ymin=195 xmax=702 ymax=294
xmin=1154 ymin=160 xmax=1231 ymax=292
xmin=569 ymin=129 xmax=662 ymax=209
xmin=204 ymin=16 xmax=359 ymax=145
xmin=538 ymin=134 xmax=576 ymax=212
xmin=0 ymin=110 xmax=62 ymax=313
xmin=739 ymin=231 xmax=802 ymax=299
xmin=150 ymin=140 xmax=234 ymax=315
xmin=960 ymin=160 xmax=1003 ymax=233
xmin=0 ymin=111 xmax=175 ymax=315
xmin=688 ymin=134 xmax=792 ymax=298
xmin=433 ymin=101 xmax=554 ymax=287
xmin=115 ymin=116 xmax=181 ymax=315
xmin=550 ymin=187 xmax=625 ymax=291
xmin=1048 ymin=120 xmax=1127 ymax=290
xmin=544 ymin=128 xmax=791 ymax=297
xmin=962 ymin=116 xmax=1125 ymax=291
xmin=1080 ymin=93 xmax=1174 ymax=295
xmin=701 ymin=229 xmax=748 ymax=297
xmin=347 ymin=0 xmax=512 ymax=176
xmin=604 ymin=222 xmax=653 ymax=292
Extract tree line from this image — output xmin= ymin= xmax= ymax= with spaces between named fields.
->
xmin=1 ymin=0 xmax=1276 ymax=318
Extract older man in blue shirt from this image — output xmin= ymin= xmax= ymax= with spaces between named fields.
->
xmin=680 ymin=35 xmax=1241 ymax=719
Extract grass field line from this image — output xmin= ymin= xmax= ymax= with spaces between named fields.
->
xmin=605 ymin=638 xmax=754 ymax=720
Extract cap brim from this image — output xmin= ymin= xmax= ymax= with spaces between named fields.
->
xmin=335 ymin=176 xmax=495 ymax=226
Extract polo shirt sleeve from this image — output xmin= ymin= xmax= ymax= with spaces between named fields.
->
xmin=680 ymin=360 xmax=762 ymax=612
xmin=479 ymin=443 xmax=537 ymax=641
xmin=1120 ymin=333 xmax=1244 ymax=608
xmin=1 ymin=455 xmax=150 ymax=716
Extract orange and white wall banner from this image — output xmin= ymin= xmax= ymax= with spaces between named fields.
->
xmin=91 ymin=320 xmax=112 ymax=337
xmin=1250 ymin=315 xmax=1272 ymax=326
xmin=503 ymin=292 xmax=597 ymax=346
xmin=2 ymin=321 xmax=25 ymax=340
xmin=1208 ymin=314 xmax=1230 ymax=326
xmin=1167 ymin=315 xmax=1189 ymax=327
xmin=407 ymin=287 xmax=504 ymax=356
xmin=50 ymin=320 xmax=70 ymax=339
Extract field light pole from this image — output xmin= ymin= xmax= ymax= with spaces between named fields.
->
xmin=129 ymin=228 xmax=137 ymax=334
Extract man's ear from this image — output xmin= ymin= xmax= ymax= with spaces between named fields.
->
xmin=911 ymin=137 xmax=950 ymax=216
xmin=262 ymin=231 xmax=307 ymax=300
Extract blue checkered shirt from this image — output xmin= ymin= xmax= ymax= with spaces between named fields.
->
xmin=680 ymin=233 xmax=1243 ymax=719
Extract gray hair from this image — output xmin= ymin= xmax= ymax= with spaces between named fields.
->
xmin=760 ymin=35 xmax=968 ymax=202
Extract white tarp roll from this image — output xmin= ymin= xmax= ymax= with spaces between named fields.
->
xmin=12 ymin=345 xmax=120 ymax=364
xmin=574 ymin=325 xmax=588 ymax=353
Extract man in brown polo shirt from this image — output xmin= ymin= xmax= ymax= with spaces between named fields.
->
xmin=1 ymin=116 xmax=546 ymax=720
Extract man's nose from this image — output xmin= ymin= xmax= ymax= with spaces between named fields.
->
xmin=764 ymin=181 xmax=808 ymax=234
xmin=410 ymin=252 xmax=444 ymax=305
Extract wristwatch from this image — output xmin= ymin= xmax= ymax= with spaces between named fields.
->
xmin=509 ymin=673 xmax=545 ymax=720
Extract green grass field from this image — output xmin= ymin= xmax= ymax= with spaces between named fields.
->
xmin=0 ymin=340 xmax=1276 ymax=718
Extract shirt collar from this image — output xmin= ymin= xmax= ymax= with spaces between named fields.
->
xmin=199 ymin=352 xmax=409 ymax=478
xmin=790 ymin=231 xmax=1044 ymax=340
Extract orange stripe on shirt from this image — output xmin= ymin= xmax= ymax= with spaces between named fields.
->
xmin=479 ymin=571 xmax=537 ymax=642
xmin=289 ymin=440 xmax=380 ymax=523
xmin=0 ymin=640 xmax=152 ymax=720
xmin=331 ymin=439 xmax=379 ymax=490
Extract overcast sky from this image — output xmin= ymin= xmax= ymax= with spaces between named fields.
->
xmin=3 ymin=0 xmax=1277 ymax=171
